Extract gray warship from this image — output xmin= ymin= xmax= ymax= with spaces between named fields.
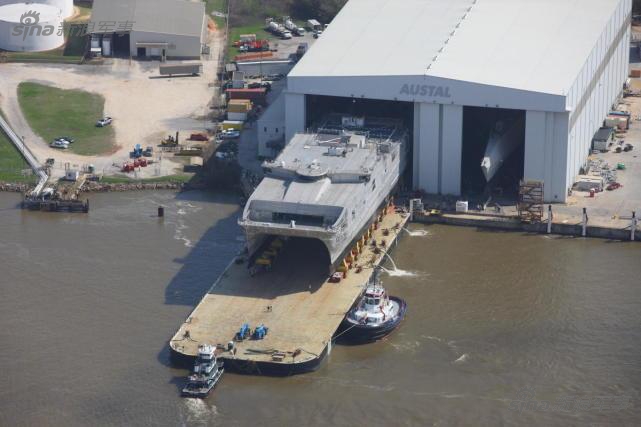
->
xmin=239 ymin=116 xmax=409 ymax=265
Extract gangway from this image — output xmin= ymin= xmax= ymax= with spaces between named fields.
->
xmin=0 ymin=114 xmax=48 ymax=196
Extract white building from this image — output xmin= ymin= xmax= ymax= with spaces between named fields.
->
xmin=90 ymin=0 xmax=207 ymax=59
xmin=257 ymin=94 xmax=286 ymax=158
xmin=284 ymin=0 xmax=632 ymax=202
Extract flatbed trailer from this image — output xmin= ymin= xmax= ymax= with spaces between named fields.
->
xmin=169 ymin=208 xmax=408 ymax=375
xmin=159 ymin=63 xmax=203 ymax=77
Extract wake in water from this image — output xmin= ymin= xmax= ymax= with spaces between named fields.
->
xmin=181 ymin=398 xmax=219 ymax=425
xmin=454 ymin=353 xmax=470 ymax=364
xmin=379 ymin=265 xmax=419 ymax=277
xmin=402 ymin=228 xmax=430 ymax=237
xmin=379 ymin=251 xmax=426 ymax=277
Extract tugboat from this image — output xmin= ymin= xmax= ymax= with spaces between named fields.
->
xmin=181 ymin=344 xmax=224 ymax=398
xmin=336 ymin=273 xmax=407 ymax=343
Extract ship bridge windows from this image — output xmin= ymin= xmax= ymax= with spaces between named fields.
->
xmin=272 ymin=212 xmax=326 ymax=227
xmin=247 ymin=201 xmax=344 ymax=228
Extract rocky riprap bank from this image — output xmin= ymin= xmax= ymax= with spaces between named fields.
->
xmin=0 ymin=182 xmax=32 ymax=192
xmin=80 ymin=181 xmax=186 ymax=192
xmin=0 ymin=180 xmax=206 ymax=194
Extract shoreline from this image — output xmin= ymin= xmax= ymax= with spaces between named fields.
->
xmin=0 ymin=180 xmax=207 ymax=193
xmin=414 ymin=211 xmax=639 ymax=243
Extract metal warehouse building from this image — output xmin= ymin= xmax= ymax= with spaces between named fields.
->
xmin=284 ymin=0 xmax=632 ymax=202
xmin=90 ymin=0 xmax=207 ymax=59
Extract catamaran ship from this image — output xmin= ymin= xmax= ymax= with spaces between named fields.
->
xmin=480 ymin=116 xmax=525 ymax=182
xmin=239 ymin=115 xmax=409 ymax=266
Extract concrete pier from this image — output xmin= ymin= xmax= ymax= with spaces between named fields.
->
xmin=414 ymin=210 xmax=639 ymax=242
xmin=170 ymin=208 xmax=409 ymax=374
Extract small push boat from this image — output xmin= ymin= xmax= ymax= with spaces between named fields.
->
xmin=181 ymin=344 xmax=224 ymax=398
xmin=336 ymin=275 xmax=407 ymax=344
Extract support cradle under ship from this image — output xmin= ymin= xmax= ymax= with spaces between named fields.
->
xmin=239 ymin=116 xmax=409 ymax=266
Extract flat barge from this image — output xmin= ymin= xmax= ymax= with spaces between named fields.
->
xmin=22 ymin=198 xmax=89 ymax=213
xmin=169 ymin=207 xmax=409 ymax=375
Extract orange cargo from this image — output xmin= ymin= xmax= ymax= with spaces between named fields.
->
xmin=630 ymin=69 xmax=641 ymax=78
xmin=234 ymin=51 xmax=273 ymax=62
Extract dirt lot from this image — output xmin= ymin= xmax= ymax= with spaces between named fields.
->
xmin=0 ymin=24 xmax=224 ymax=180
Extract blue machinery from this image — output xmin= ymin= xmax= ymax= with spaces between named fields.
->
xmin=235 ymin=323 xmax=269 ymax=341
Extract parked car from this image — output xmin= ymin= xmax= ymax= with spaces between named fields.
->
xmin=55 ymin=136 xmax=74 ymax=144
xmin=220 ymin=130 xmax=240 ymax=139
xmin=50 ymin=139 xmax=69 ymax=149
xmin=96 ymin=117 xmax=113 ymax=127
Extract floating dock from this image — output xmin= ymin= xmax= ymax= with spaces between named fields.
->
xmin=170 ymin=207 xmax=409 ymax=375
xmin=21 ymin=198 xmax=89 ymax=213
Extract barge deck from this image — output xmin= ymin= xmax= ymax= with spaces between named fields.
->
xmin=170 ymin=207 xmax=408 ymax=375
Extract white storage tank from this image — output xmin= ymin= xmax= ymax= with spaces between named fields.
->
xmin=0 ymin=0 xmax=73 ymax=19
xmin=0 ymin=3 xmax=65 ymax=52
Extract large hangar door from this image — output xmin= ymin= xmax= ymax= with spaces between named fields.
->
xmin=462 ymin=107 xmax=526 ymax=197
xmin=305 ymin=95 xmax=413 ymax=130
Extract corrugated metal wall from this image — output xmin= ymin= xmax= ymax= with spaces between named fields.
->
xmin=566 ymin=0 xmax=632 ymax=185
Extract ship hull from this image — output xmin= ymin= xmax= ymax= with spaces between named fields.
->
xmin=170 ymin=343 xmax=328 ymax=376
xmin=242 ymin=140 xmax=408 ymax=265
xmin=481 ymin=117 xmax=524 ymax=182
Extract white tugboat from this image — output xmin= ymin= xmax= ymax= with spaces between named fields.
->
xmin=336 ymin=273 xmax=407 ymax=343
xmin=181 ymin=344 xmax=224 ymax=398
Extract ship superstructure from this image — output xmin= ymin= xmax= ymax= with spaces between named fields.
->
xmin=240 ymin=116 xmax=409 ymax=265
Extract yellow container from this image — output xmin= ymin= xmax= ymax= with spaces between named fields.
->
xmin=228 ymin=99 xmax=252 ymax=113
xmin=221 ymin=121 xmax=243 ymax=131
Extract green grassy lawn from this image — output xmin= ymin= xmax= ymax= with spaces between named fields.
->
xmin=18 ymin=82 xmax=115 ymax=156
xmin=205 ymin=0 xmax=227 ymax=14
xmin=71 ymin=5 xmax=93 ymax=21
xmin=0 ymin=130 xmax=35 ymax=183
xmin=205 ymin=0 xmax=228 ymax=29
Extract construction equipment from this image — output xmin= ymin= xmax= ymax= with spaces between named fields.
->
xmin=161 ymin=132 xmax=180 ymax=146
xmin=235 ymin=323 xmax=251 ymax=341
xmin=252 ymin=324 xmax=268 ymax=340
xmin=130 ymin=144 xmax=143 ymax=158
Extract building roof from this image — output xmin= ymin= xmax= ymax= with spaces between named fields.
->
xmin=290 ymin=0 xmax=623 ymax=96
xmin=90 ymin=0 xmax=205 ymax=37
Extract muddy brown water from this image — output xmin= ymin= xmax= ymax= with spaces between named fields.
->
xmin=0 ymin=191 xmax=639 ymax=426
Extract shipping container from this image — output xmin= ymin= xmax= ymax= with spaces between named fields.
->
xmin=239 ymin=34 xmax=256 ymax=42
xmin=306 ymin=19 xmax=322 ymax=31
xmin=159 ymin=63 xmax=203 ymax=76
xmin=228 ymin=99 xmax=253 ymax=113
xmin=228 ymin=112 xmax=248 ymax=121
xmin=226 ymin=88 xmax=267 ymax=105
